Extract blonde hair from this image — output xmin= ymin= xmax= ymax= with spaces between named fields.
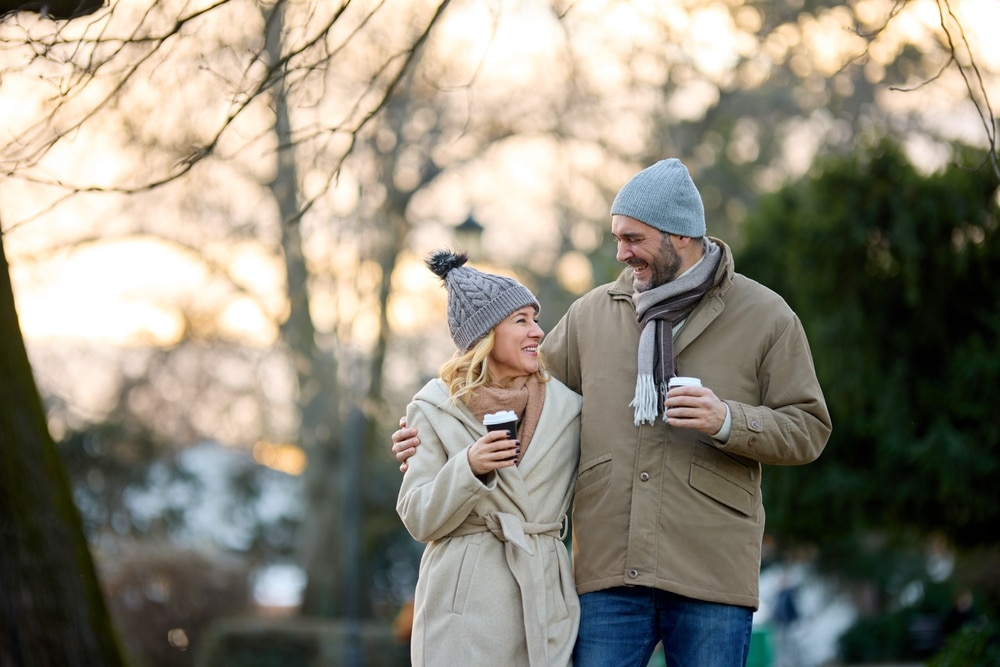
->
xmin=440 ymin=329 xmax=548 ymax=402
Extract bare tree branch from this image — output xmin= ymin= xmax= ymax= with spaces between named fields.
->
xmin=935 ymin=0 xmax=999 ymax=179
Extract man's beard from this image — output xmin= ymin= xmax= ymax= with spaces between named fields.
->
xmin=634 ymin=235 xmax=682 ymax=292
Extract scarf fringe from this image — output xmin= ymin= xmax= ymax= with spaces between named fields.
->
xmin=630 ymin=374 xmax=659 ymax=426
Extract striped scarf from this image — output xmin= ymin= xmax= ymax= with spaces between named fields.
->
xmin=630 ymin=240 xmax=721 ymax=425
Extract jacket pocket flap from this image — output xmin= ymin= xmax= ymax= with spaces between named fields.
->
xmin=576 ymin=453 xmax=612 ymax=493
xmin=689 ymin=445 xmax=757 ymax=516
xmin=689 ymin=464 xmax=754 ymax=517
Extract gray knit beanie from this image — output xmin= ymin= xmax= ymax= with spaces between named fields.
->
xmin=426 ymin=250 xmax=540 ymax=352
xmin=610 ymin=158 xmax=706 ymax=238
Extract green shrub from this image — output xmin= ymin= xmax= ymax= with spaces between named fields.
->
xmin=928 ymin=620 xmax=1000 ymax=667
xmin=838 ymin=610 xmax=916 ymax=663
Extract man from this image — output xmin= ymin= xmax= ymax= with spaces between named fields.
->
xmin=393 ymin=158 xmax=832 ymax=666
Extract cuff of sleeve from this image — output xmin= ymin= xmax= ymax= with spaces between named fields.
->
xmin=712 ymin=403 xmax=733 ymax=443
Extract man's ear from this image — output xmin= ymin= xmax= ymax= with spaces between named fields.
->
xmin=669 ymin=234 xmax=696 ymax=249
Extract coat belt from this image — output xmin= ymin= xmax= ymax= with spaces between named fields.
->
xmin=447 ymin=512 xmax=568 ymax=665
xmin=448 ymin=512 xmax=567 ymax=548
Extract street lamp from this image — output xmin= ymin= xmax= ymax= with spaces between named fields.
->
xmin=453 ymin=214 xmax=484 ymax=257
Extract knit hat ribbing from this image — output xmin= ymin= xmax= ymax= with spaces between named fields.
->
xmin=426 ymin=250 xmax=540 ymax=352
xmin=610 ymin=158 xmax=707 ymax=238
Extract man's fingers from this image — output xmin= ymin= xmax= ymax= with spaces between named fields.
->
xmin=393 ymin=436 xmax=419 ymax=454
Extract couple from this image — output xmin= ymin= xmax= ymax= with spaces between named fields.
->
xmin=395 ymin=158 xmax=832 ymax=666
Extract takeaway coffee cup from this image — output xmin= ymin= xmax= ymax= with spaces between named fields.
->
xmin=666 ymin=377 xmax=702 ymax=420
xmin=667 ymin=376 xmax=702 ymax=391
xmin=483 ymin=410 xmax=518 ymax=440
xmin=483 ymin=411 xmax=519 ymax=462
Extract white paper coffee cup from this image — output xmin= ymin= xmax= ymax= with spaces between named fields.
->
xmin=667 ymin=376 xmax=702 ymax=391
xmin=483 ymin=411 xmax=518 ymax=439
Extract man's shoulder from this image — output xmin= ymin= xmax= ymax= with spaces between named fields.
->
xmin=571 ymin=270 xmax=631 ymax=310
xmin=731 ymin=272 xmax=790 ymax=306
xmin=725 ymin=272 xmax=799 ymax=325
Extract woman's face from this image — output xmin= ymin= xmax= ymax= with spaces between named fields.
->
xmin=488 ymin=306 xmax=543 ymax=381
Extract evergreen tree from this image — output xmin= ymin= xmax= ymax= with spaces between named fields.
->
xmin=737 ymin=140 xmax=1000 ymax=579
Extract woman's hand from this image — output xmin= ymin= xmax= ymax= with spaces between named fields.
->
xmin=467 ymin=430 xmax=520 ymax=476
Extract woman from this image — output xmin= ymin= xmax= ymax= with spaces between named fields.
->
xmin=396 ymin=250 xmax=582 ymax=667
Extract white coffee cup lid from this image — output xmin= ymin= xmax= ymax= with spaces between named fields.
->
xmin=483 ymin=410 xmax=518 ymax=425
xmin=668 ymin=376 xmax=702 ymax=387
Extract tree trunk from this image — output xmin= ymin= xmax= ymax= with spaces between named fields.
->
xmin=260 ymin=2 xmax=346 ymax=618
xmin=0 ymin=231 xmax=126 ymax=667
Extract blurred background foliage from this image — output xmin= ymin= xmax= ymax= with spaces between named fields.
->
xmin=737 ymin=139 xmax=1000 ymax=664
xmin=1 ymin=0 xmax=998 ymax=665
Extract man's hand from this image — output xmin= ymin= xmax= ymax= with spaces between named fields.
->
xmin=665 ymin=385 xmax=727 ymax=435
xmin=392 ymin=417 xmax=420 ymax=473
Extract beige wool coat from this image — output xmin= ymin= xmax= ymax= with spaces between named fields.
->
xmin=396 ymin=377 xmax=582 ymax=667
xmin=543 ymin=238 xmax=832 ymax=610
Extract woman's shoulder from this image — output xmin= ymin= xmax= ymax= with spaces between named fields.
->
xmin=544 ymin=375 xmax=582 ymax=406
xmin=409 ymin=378 xmax=452 ymax=409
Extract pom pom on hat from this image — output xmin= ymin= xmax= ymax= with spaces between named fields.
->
xmin=610 ymin=158 xmax=707 ymax=238
xmin=427 ymin=249 xmax=469 ymax=280
xmin=425 ymin=249 xmax=540 ymax=352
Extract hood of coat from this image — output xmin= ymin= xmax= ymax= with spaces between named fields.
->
xmin=411 ymin=379 xmax=483 ymax=434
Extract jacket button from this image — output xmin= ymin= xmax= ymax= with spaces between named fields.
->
xmin=628 ymin=569 xmax=638 ymax=579
xmin=640 ymin=472 xmax=649 ymax=482
xmin=751 ymin=420 xmax=761 ymax=430
xmin=748 ymin=437 xmax=757 ymax=446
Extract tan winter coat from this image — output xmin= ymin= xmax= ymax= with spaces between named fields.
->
xmin=543 ymin=238 xmax=832 ymax=610
xmin=397 ymin=377 xmax=582 ymax=667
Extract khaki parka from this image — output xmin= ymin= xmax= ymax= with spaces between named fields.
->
xmin=542 ymin=238 xmax=831 ymax=610
xmin=397 ymin=377 xmax=582 ymax=667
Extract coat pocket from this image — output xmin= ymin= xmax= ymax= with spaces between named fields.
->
xmin=575 ymin=452 xmax=612 ymax=494
xmin=451 ymin=542 xmax=481 ymax=614
xmin=689 ymin=443 xmax=759 ymax=517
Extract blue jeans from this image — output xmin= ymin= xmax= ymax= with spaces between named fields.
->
xmin=574 ymin=586 xmax=754 ymax=667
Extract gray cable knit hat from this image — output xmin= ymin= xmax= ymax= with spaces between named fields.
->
xmin=610 ymin=158 xmax=706 ymax=238
xmin=426 ymin=250 xmax=540 ymax=352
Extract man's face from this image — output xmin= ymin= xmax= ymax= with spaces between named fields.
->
xmin=612 ymin=215 xmax=682 ymax=292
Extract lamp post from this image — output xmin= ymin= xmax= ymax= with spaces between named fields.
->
xmin=454 ymin=214 xmax=484 ymax=257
